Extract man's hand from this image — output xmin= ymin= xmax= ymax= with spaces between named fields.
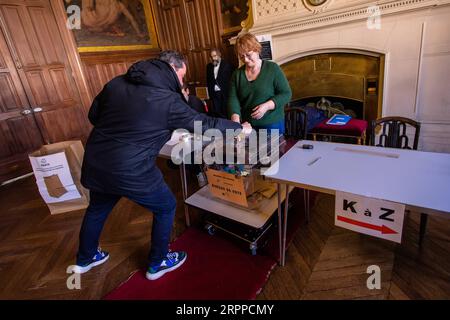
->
xmin=241 ymin=122 xmax=252 ymax=135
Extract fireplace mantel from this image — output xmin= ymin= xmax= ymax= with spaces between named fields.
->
xmin=249 ymin=0 xmax=449 ymax=36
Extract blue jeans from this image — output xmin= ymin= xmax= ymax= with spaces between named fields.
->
xmin=254 ymin=119 xmax=285 ymax=135
xmin=76 ymin=183 xmax=176 ymax=267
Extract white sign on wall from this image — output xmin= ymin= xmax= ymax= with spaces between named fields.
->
xmin=256 ymin=34 xmax=273 ymax=61
xmin=335 ymin=191 xmax=406 ymax=243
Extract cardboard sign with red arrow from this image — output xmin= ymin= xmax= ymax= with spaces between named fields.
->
xmin=335 ymin=191 xmax=406 ymax=243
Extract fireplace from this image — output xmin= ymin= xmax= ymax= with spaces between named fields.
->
xmin=291 ymin=96 xmax=364 ymax=119
xmin=281 ymin=52 xmax=383 ymax=127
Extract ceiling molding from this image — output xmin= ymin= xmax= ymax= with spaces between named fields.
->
xmin=249 ymin=0 xmax=449 ymax=36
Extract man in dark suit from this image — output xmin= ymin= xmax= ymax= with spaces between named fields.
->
xmin=206 ymin=48 xmax=233 ymax=118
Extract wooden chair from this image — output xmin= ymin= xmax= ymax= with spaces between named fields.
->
xmin=284 ymin=106 xmax=311 ymax=223
xmin=370 ymin=116 xmax=420 ymax=150
xmin=285 ymin=107 xmax=308 ymax=140
xmin=370 ymin=116 xmax=426 ymax=245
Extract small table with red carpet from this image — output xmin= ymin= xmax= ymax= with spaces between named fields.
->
xmin=310 ymin=118 xmax=368 ymax=145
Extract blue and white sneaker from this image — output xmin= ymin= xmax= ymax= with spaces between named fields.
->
xmin=73 ymin=248 xmax=109 ymax=274
xmin=146 ymin=251 xmax=187 ymax=280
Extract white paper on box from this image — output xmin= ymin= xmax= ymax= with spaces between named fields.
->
xmin=29 ymin=151 xmax=81 ymax=203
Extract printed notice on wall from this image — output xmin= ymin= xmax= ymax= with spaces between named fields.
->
xmin=29 ymin=151 xmax=81 ymax=203
xmin=256 ymin=34 xmax=273 ymax=61
xmin=335 ymin=191 xmax=406 ymax=243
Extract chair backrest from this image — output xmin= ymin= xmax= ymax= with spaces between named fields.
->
xmin=370 ymin=116 xmax=421 ymax=150
xmin=285 ymin=106 xmax=308 ymax=139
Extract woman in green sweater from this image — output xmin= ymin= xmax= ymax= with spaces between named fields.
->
xmin=228 ymin=33 xmax=292 ymax=134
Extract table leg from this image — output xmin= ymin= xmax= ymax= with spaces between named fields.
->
xmin=179 ymin=163 xmax=190 ymax=227
xmin=282 ymin=184 xmax=290 ymax=266
xmin=419 ymin=213 xmax=428 ymax=246
xmin=277 ymin=183 xmax=283 ymax=266
xmin=304 ymin=189 xmax=310 ymax=223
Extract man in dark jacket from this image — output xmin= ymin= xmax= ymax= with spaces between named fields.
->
xmin=206 ymin=48 xmax=233 ymax=118
xmin=73 ymin=51 xmax=250 ymax=280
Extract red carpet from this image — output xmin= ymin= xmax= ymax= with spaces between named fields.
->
xmin=105 ymin=228 xmax=276 ymax=300
xmin=104 ymin=190 xmax=306 ymax=300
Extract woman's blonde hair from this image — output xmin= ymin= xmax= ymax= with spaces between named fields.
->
xmin=235 ymin=33 xmax=262 ymax=58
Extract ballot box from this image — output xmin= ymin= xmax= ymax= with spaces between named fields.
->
xmin=185 ymin=131 xmax=287 ymax=254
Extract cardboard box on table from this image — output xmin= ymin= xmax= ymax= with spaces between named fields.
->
xmin=204 ymin=133 xmax=280 ymax=209
xmin=206 ymin=168 xmax=254 ymax=207
xmin=205 ymin=168 xmax=276 ymax=209
xmin=29 ymin=140 xmax=89 ymax=214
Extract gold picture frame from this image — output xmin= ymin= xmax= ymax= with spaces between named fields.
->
xmin=195 ymin=87 xmax=209 ymax=100
xmin=65 ymin=0 xmax=159 ymax=52
xmin=220 ymin=0 xmax=250 ymax=35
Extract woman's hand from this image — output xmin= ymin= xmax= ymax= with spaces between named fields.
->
xmin=251 ymin=100 xmax=275 ymax=120
xmin=231 ymin=114 xmax=241 ymax=123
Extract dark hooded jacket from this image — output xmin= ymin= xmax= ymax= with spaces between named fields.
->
xmin=81 ymin=59 xmax=241 ymax=195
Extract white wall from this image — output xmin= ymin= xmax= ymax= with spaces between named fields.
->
xmin=248 ymin=1 xmax=450 ymax=152
xmin=417 ymin=6 xmax=450 ymax=152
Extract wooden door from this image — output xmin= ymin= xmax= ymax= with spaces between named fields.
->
xmin=0 ymin=21 xmax=43 ymax=181
xmin=0 ymin=0 xmax=88 ymax=143
xmin=0 ymin=0 xmax=89 ymax=182
xmin=184 ymin=0 xmax=222 ymax=86
xmin=153 ymin=0 xmax=222 ymax=86
xmin=153 ymin=0 xmax=191 ymax=69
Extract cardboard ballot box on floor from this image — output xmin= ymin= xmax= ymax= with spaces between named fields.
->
xmin=29 ymin=140 xmax=89 ymax=215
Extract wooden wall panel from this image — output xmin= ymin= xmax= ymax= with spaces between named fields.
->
xmin=80 ymin=49 xmax=160 ymax=98
xmin=1 ymin=4 xmax=39 ymax=67
xmin=191 ymin=0 xmax=222 ymax=85
xmin=153 ymin=0 xmax=190 ymax=53
xmin=39 ymin=107 xmax=84 ymax=142
xmin=152 ymin=0 xmax=224 ymax=87
xmin=6 ymin=116 xmax=42 ymax=153
xmin=0 ymin=74 xmax=22 ymax=112
xmin=0 ymin=114 xmax=43 ymax=179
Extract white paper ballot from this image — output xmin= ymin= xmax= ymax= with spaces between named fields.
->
xmin=29 ymin=151 xmax=81 ymax=203
xmin=166 ymin=129 xmax=192 ymax=145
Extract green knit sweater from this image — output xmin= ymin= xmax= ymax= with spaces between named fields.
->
xmin=227 ymin=60 xmax=292 ymax=127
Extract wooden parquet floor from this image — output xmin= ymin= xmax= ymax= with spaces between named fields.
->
xmin=301 ymin=228 xmax=396 ymax=300
xmin=0 ymin=159 xmax=449 ymax=299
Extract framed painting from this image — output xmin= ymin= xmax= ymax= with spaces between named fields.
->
xmin=64 ymin=0 xmax=159 ymax=52
xmin=220 ymin=0 xmax=249 ymax=34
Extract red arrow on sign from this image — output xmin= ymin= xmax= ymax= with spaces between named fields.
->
xmin=337 ymin=215 xmax=397 ymax=234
